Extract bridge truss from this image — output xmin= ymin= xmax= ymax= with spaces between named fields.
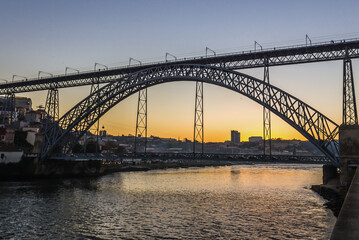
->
xmin=40 ymin=64 xmax=340 ymax=165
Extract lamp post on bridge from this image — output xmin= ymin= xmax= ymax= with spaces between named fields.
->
xmin=205 ymin=47 xmax=216 ymax=57
xmin=12 ymin=75 xmax=27 ymax=82
xmin=65 ymin=67 xmax=80 ymax=75
xmin=306 ymin=34 xmax=312 ymax=46
xmin=94 ymin=62 xmax=108 ymax=71
xmin=165 ymin=52 xmax=177 ymax=62
xmin=38 ymin=71 xmax=53 ymax=79
xmin=129 ymin=57 xmax=142 ymax=66
xmin=254 ymin=41 xmax=263 ymax=51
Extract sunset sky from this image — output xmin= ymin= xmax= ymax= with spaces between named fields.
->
xmin=0 ymin=0 xmax=359 ymax=142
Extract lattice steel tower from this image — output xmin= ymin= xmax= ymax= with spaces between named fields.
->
xmin=135 ymin=88 xmax=147 ymax=153
xmin=343 ymin=50 xmax=358 ymax=125
xmin=41 ymin=87 xmax=59 ymax=157
xmin=45 ymin=88 xmax=59 ymax=123
xmin=193 ymin=81 xmax=204 ymax=154
xmin=263 ymin=58 xmax=272 ymax=158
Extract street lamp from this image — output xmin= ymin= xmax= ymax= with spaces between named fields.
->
xmin=12 ymin=75 xmax=27 ymax=82
xmin=205 ymin=47 xmax=216 ymax=57
xmin=65 ymin=67 xmax=80 ymax=75
xmin=129 ymin=57 xmax=142 ymax=66
xmin=38 ymin=71 xmax=53 ymax=79
xmin=306 ymin=34 xmax=312 ymax=46
xmin=165 ymin=52 xmax=177 ymax=62
xmin=94 ymin=62 xmax=108 ymax=71
xmin=254 ymin=41 xmax=263 ymax=51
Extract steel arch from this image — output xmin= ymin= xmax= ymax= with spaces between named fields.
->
xmin=42 ymin=64 xmax=340 ymax=165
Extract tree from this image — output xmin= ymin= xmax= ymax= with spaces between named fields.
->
xmin=72 ymin=143 xmax=83 ymax=153
xmin=103 ymin=141 xmax=118 ymax=153
xmin=85 ymin=141 xmax=99 ymax=153
xmin=117 ymin=145 xmax=126 ymax=154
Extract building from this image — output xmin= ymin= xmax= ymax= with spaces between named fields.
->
xmin=231 ymin=130 xmax=240 ymax=144
xmin=249 ymin=136 xmax=263 ymax=143
xmin=0 ymin=127 xmax=15 ymax=144
xmin=99 ymin=130 xmax=107 ymax=137
xmin=25 ymin=110 xmax=44 ymax=124
xmin=0 ymin=96 xmax=33 ymax=124
xmin=0 ymin=96 xmax=31 ymax=111
xmin=15 ymin=97 xmax=32 ymax=111
xmin=22 ymin=126 xmax=40 ymax=146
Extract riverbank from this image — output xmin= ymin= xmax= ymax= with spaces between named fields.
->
xmin=0 ymin=156 xmax=329 ymax=181
xmin=0 ymin=157 xmax=105 ymax=180
xmin=311 ymin=179 xmax=346 ymax=217
xmin=0 ymin=157 xmax=255 ymax=181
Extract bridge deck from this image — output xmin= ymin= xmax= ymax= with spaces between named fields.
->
xmin=331 ymin=167 xmax=359 ymax=240
xmin=1 ymin=38 xmax=359 ymax=94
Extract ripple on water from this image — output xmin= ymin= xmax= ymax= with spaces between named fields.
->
xmin=0 ymin=164 xmax=335 ymax=239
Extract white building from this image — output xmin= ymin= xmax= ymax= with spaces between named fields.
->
xmin=22 ymin=126 xmax=40 ymax=146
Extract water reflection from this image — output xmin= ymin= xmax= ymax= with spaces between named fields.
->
xmin=0 ymin=164 xmax=335 ymax=239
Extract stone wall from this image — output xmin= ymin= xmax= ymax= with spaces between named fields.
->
xmin=339 ymin=125 xmax=359 ymax=184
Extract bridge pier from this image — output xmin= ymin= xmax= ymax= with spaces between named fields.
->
xmin=339 ymin=125 xmax=359 ymax=185
xmin=193 ymin=81 xmax=204 ymax=154
xmin=263 ymin=58 xmax=272 ymax=158
xmin=135 ymin=88 xmax=147 ymax=154
xmin=340 ymin=51 xmax=358 ymax=184
xmin=44 ymin=88 xmax=59 ymax=123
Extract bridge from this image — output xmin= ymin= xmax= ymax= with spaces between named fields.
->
xmin=1 ymin=37 xmax=358 ymax=168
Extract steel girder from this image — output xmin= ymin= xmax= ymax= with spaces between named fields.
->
xmin=1 ymin=39 xmax=359 ymax=94
xmin=41 ymin=64 xmax=340 ymax=165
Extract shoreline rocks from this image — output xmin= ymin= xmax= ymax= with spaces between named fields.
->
xmin=311 ymin=179 xmax=347 ymax=217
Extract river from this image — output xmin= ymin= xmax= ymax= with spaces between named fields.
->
xmin=0 ymin=164 xmax=335 ymax=239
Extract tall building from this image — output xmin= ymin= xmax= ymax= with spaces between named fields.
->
xmin=231 ymin=130 xmax=240 ymax=144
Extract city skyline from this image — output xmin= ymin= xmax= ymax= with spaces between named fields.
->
xmin=1 ymin=0 xmax=359 ymax=141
